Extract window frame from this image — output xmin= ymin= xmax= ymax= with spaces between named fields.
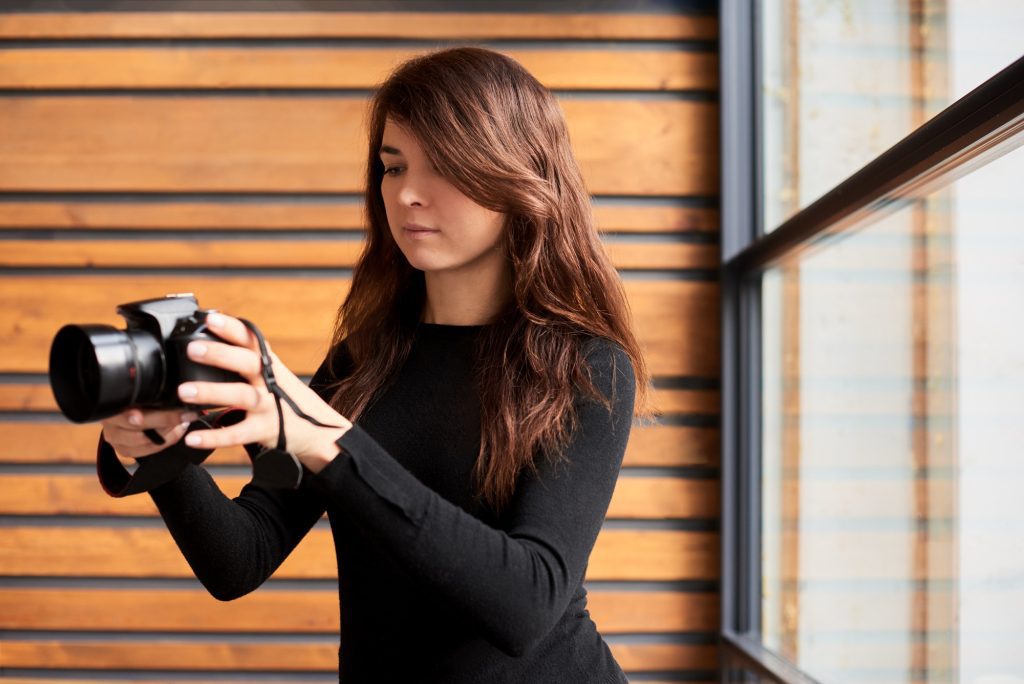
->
xmin=718 ymin=0 xmax=1024 ymax=679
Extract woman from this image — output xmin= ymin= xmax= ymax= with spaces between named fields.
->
xmin=98 ymin=47 xmax=650 ymax=682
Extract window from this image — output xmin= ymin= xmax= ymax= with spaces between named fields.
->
xmin=760 ymin=0 xmax=1024 ymax=232
xmin=721 ymin=1 xmax=1024 ymax=681
xmin=761 ymin=137 xmax=1024 ymax=684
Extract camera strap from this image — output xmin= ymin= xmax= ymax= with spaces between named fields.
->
xmin=237 ymin=318 xmax=345 ymax=489
xmin=236 ymin=317 xmax=344 ymax=450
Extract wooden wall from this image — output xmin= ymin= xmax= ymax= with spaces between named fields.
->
xmin=0 ymin=5 xmax=721 ymax=682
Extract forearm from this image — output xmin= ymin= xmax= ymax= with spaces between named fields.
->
xmin=149 ymin=465 xmax=277 ymax=599
xmin=97 ymin=424 xmax=325 ymax=600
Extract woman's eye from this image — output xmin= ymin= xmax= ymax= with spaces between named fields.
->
xmin=382 ymin=167 xmax=400 ymax=177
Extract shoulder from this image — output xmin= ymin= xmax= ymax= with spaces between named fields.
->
xmin=582 ymin=337 xmax=635 ymax=381
xmin=579 ymin=337 xmax=636 ymax=408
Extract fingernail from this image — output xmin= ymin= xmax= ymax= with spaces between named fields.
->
xmin=188 ymin=342 xmax=207 ymax=357
xmin=178 ymin=384 xmax=198 ymax=399
xmin=178 ymin=421 xmax=190 ymax=430
xmin=206 ymin=312 xmax=225 ymax=328
xmin=185 ymin=433 xmax=202 ymax=446
xmin=129 ymin=413 xmax=142 ymax=426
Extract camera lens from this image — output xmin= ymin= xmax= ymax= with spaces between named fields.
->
xmin=49 ymin=324 xmax=164 ymax=423
xmin=76 ymin=341 xmax=100 ymax=394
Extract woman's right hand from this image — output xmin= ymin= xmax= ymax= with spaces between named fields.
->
xmin=100 ymin=408 xmax=199 ymax=466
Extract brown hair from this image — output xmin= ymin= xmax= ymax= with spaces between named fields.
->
xmin=324 ymin=46 xmax=651 ymax=511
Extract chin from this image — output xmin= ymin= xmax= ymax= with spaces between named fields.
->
xmin=400 ymin=251 xmax=450 ymax=273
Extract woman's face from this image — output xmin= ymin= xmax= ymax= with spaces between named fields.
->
xmin=379 ymin=119 xmax=508 ymax=279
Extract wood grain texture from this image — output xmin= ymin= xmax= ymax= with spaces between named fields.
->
xmin=0 ymin=527 xmax=719 ymax=581
xmin=0 ymin=12 xmax=718 ymax=40
xmin=652 ymin=388 xmax=720 ymax=414
xmin=0 ymin=200 xmax=368 ymax=230
xmin=0 ymin=201 xmax=720 ymax=233
xmin=0 ymin=276 xmax=721 ymax=377
xmin=0 ymin=97 xmax=719 ymax=196
xmin=0 ymin=639 xmax=716 ymax=671
xmin=0 ymin=587 xmax=718 ymax=633
xmin=0 ymin=681 xmax=715 ymax=684
xmin=0 ymin=680 xmax=719 ymax=684
xmin=0 ymin=239 xmax=719 ymax=271
xmin=0 ymin=474 xmax=718 ymax=520
xmin=0 ymin=421 xmax=720 ymax=468
xmin=0 ymin=47 xmax=718 ymax=92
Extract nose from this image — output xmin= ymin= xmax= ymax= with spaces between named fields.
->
xmin=397 ymin=174 xmax=427 ymax=208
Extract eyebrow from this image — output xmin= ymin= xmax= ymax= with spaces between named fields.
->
xmin=379 ymin=145 xmax=402 ymax=156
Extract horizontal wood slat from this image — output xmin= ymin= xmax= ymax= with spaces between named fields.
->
xmin=0 ymin=681 xmax=712 ymax=684
xmin=0 ymin=276 xmax=721 ymax=377
xmin=0 ymin=239 xmax=360 ymax=269
xmin=0 ymin=384 xmax=720 ymax=417
xmin=0 ymin=48 xmax=718 ymax=92
xmin=653 ymin=388 xmax=719 ymax=415
xmin=0 ymin=201 xmax=367 ymax=230
xmin=0 ymin=640 xmax=717 ymax=672
xmin=0 ymin=681 xmax=719 ymax=684
xmin=0 ymin=474 xmax=719 ymax=520
xmin=0 ymin=587 xmax=718 ymax=633
xmin=0 ymin=680 xmax=715 ymax=684
xmin=0 ymin=98 xmax=719 ymax=196
xmin=0 ymin=201 xmax=720 ymax=233
xmin=0 ymin=12 xmax=717 ymax=40
xmin=0 ymin=680 xmax=292 ymax=684
xmin=0 ymin=422 xmax=720 ymax=468
xmin=0 ymin=239 xmax=719 ymax=271
xmin=0 ymin=422 xmax=240 ymax=466
xmin=0 ymin=527 xmax=720 ymax=581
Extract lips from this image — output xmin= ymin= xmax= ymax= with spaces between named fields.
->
xmin=404 ymin=223 xmax=440 ymax=238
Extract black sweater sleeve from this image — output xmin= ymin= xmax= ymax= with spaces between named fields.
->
xmin=97 ymin=340 xmax=635 ymax=656
xmin=96 ymin=370 xmax=336 ymax=600
xmin=309 ymin=340 xmax=635 ymax=656
xmin=145 ymin=458 xmax=327 ymax=600
xmin=144 ymin=357 xmax=349 ymax=598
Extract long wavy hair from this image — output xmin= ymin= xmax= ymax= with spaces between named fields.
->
xmin=324 ymin=46 xmax=650 ymax=512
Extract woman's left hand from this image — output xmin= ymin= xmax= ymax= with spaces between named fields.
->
xmin=178 ymin=311 xmax=351 ymax=473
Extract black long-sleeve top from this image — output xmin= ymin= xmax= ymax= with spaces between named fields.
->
xmin=97 ymin=322 xmax=636 ymax=683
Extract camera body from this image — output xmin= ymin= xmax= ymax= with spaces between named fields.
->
xmin=49 ymin=294 xmax=244 ymax=423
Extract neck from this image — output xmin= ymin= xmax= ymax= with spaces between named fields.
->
xmin=422 ymin=265 xmax=512 ymax=326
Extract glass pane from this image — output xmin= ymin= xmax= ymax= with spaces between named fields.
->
xmin=761 ymin=0 xmax=1024 ymax=232
xmin=761 ymin=138 xmax=1024 ymax=683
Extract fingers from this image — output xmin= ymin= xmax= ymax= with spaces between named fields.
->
xmin=101 ymin=408 xmax=198 ymax=461
xmin=186 ymin=339 xmax=262 ymax=378
xmin=104 ymin=407 xmax=198 ymax=431
xmin=104 ymin=420 xmax=192 ymax=460
xmin=204 ymin=312 xmax=269 ymax=355
xmin=105 ymin=420 xmax=186 ymax=449
xmin=184 ymin=419 xmax=268 ymax=450
xmin=178 ymin=379 xmax=265 ymax=411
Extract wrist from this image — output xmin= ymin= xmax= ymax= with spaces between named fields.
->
xmin=298 ymin=422 xmax=352 ymax=474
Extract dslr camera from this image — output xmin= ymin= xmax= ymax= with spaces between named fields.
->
xmin=49 ymin=294 xmax=243 ymax=423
